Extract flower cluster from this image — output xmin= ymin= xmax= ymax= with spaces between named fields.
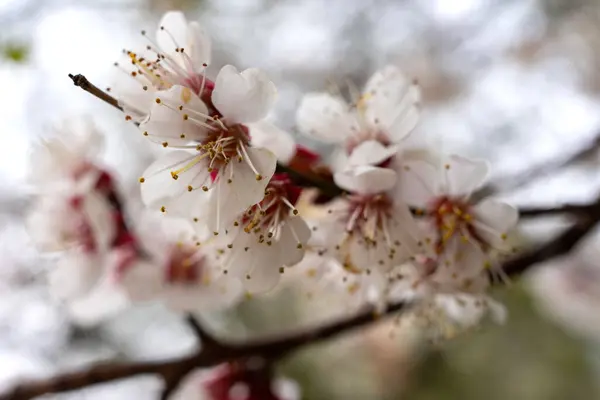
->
xmin=28 ymin=11 xmax=519 ymax=335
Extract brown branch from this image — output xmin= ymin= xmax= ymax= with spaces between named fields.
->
xmin=6 ymin=190 xmax=600 ymax=400
xmin=0 ymin=355 xmax=199 ymax=400
xmin=68 ymin=74 xmax=123 ymax=112
xmin=518 ymin=201 xmax=600 ymax=218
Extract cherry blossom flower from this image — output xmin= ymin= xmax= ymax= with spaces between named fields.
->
xmin=138 ymin=64 xmax=280 ymax=232
xmin=26 ymin=122 xmax=142 ymax=323
xmin=396 ymin=153 xmax=519 ymax=290
xmin=211 ymin=174 xmax=311 ymax=294
xmin=319 ymin=166 xmax=423 ymax=275
xmin=296 ymin=66 xmax=420 ymax=170
xmin=27 ymin=119 xmax=104 ymax=191
xmin=120 ymin=214 xmax=243 ymax=311
xmin=110 ymin=11 xmax=213 ymax=122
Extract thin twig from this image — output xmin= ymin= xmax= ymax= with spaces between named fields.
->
xmin=185 ymin=314 xmax=222 ymax=349
xmin=68 ymin=74 xmax=123 ymax=112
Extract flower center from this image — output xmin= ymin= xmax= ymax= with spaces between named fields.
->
xmin=345 ymin=193 xmax=393 ymax=236
xmin=165 ymin=245 xmax=205 ymax=284
xmin=238 ymin=174 xmax=300 ymax=240
xmin=429 ymin=196 xmax=480 ymax=254
xmin=169 ymin=121 xmax=258 ymax=186
xmin=338 ymin=193 xmax=402 ymax=272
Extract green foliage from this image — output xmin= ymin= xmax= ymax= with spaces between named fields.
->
xmin=1 ymin=42 xmax=30 ymax=63
xmin=405 ymin=286 xmax=600 ymax=400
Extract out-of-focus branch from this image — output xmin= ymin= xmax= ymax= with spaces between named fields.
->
xmin=475 ymin=133 xmax=600 ymax=200
xmin=518 ymin=201 xmax=600 ymax=218
xmin=6 ymin=193 xmax=600 ymax=400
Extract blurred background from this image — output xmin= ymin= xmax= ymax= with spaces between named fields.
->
xmin=2 ymin=0 xmax=600 ymax=398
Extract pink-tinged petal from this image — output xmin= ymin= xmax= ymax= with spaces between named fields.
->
xmin=187 ymin=21 xmax=212 ymax=69
xmin=443 ymin=154 xmax=490 ymax=198
xmin=247 ymin=120 xmax=296 ymax=164
xmin=334 ymin=166 xmax=397 ymax=195
xmin=205 ymin=147 xmax=277 ymax=232
xmin=362 ymin=66 xmax=420 ymax=142
xmin=296 ymin=92 xmax=358 ymax=143
xmin=140 ymin=85 xmax=209 ymax=146
xmin=472 ymin=198 xmax=519 ymax=250
xmin=140 ymin=151 xmax=210 ymax=210
xmin=212 ymin=65 xmax=277 ymax=124
xmin=278 ymin=216 xmax=311 ymax=266
xmin=396 ymin=159 xmax=440 ymax=207
xmin=347 ymin=140 xmax=399 ymax=167
xmin=49 ymin=252 xmax=103 ymax=301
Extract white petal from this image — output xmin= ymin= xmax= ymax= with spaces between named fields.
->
xmin=119 ymin=260 xmax=164 ymax=303
xmin=329 ymin=147 xmax=350 ymax=173
xmin=205 ymin=147 xmax=277 ymax=232
xmin=347 ymin=140 xmax=399 ymax=167
xmin=295 ymin=93 xmax=358 ymax=143
xmin=187 ymin=22 xmax=212 ymax=68
xmin=66 ymin=278 xmax=130 ymax=327
xmin=396 ymin=159 xmax=440 ymax=207
xmin=243 ymin=256 xmax=282 ymax=294
xmin=110 ymin=52 xmax=157 ymax=121
xmin=212 ymin=65 xmax=277 ymax=124
xmin=49 ymin=253 xmax=103 ymax=301
xmin=278 ymin=216 xmax=311 ymax=266
xmin=222 ymin=233 xmax=283 ymax=294
xmin=362 ymin=66 xmax=420 ymax=142
xmin=140 ymin=151 xmax=210 ymax=210
xmin=140 ymin=85 xmax=209 ymax=146
xmin=443 ymin=154 xmax=490 ymax=197
xmin=472 ymin=198 xmax=519 ymax=249
xmin=26 ymin=197 xmax=70 ymax=251
xmin=156 ymin=11 xmax=188 ymax=59
xmin=334 ymin=166 xmax=397 ymax=195
xmin=247 ymin=120 xmax=296 ymax=164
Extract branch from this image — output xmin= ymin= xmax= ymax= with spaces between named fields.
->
xmin=68 ymin=74 xmax=123 ymax=112
xmin=475 ymin=132 xmax=600 ymax=200
xmin=6 ymin=189 xmax=600 ymax=400
xmin=518 ymin=201 xmax=600 ymax=218
xmin=185 ymin=314 xmax=222 ymax=349
xmin=0 ymin=355 xmax=199 ymax=400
